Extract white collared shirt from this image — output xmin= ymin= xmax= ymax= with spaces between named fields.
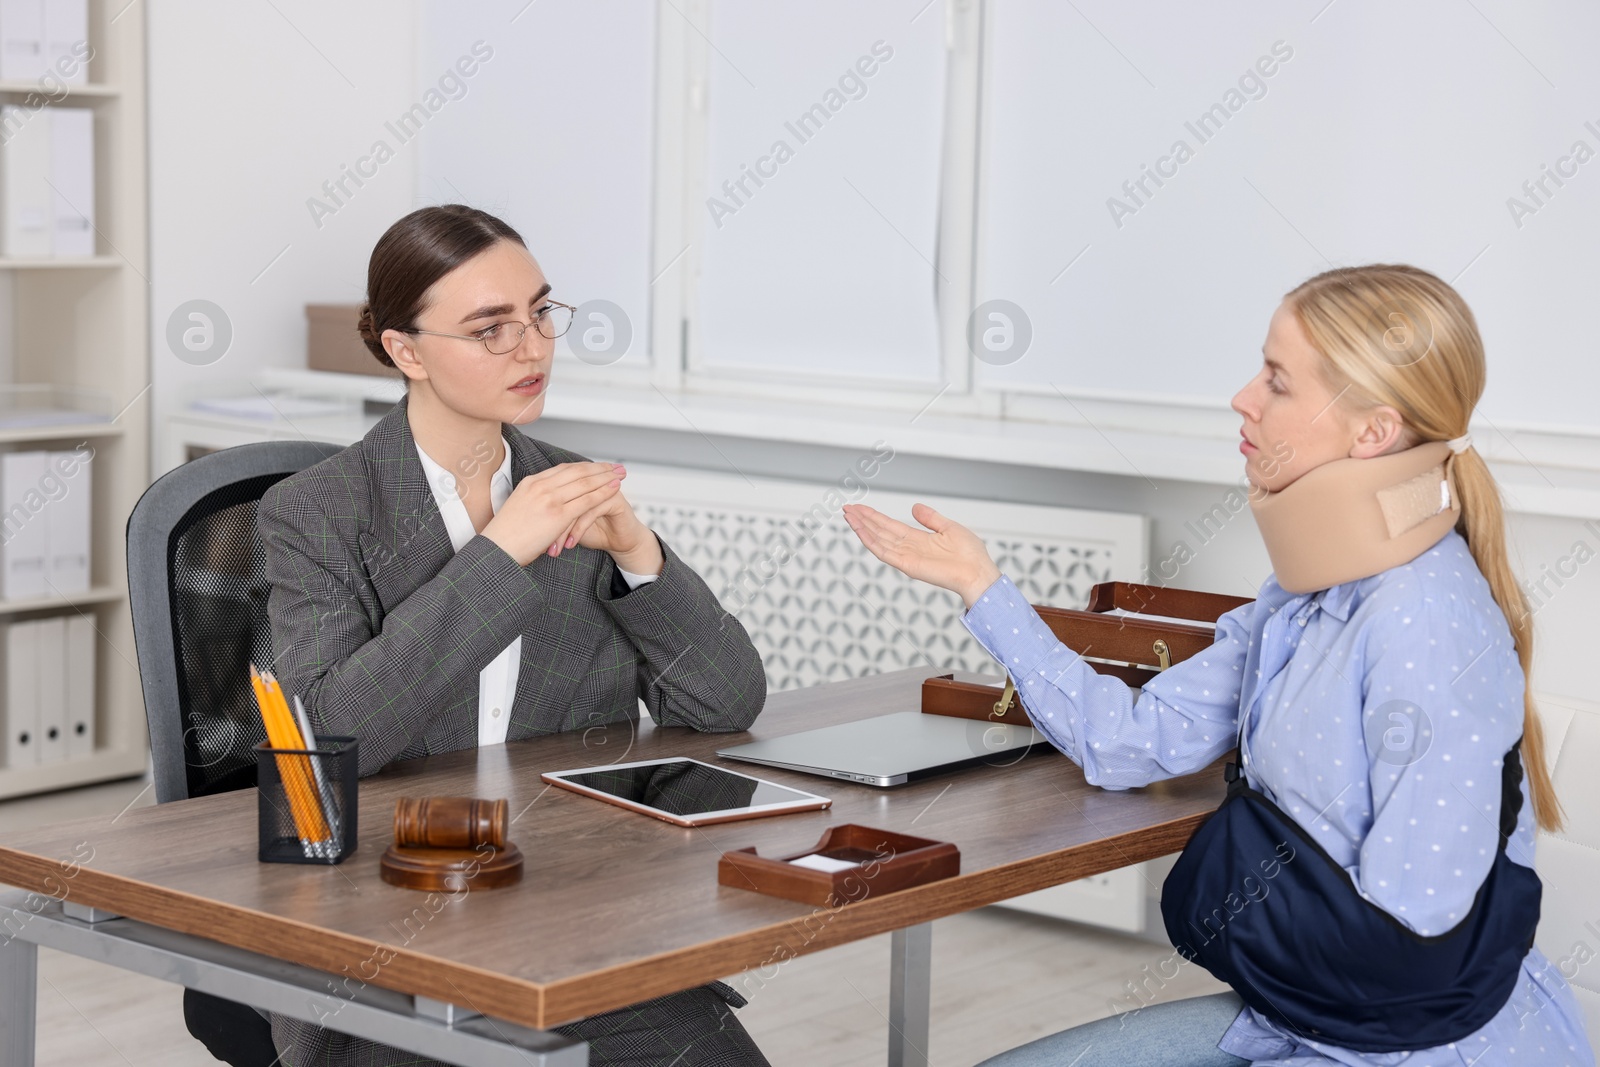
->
xmin=414 ymin=435 xmax=657 ymax=746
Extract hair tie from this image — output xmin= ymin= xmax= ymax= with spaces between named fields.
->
xmin=1446 ymin=432 xmax=1472 ymax=454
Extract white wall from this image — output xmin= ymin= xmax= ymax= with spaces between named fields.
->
xmin=977 ymin=0 xmax=1600 ymax=429
xmin=694 ymin=1 xmax=947 ymax=382
xmin=148 ymin=2 xmax=1600 ymax=437
xmin=145 ymin=1 xmax=1598 ymax=713
xmin=414 ymin=0 xmax=658 ymax=371
xmin=147 ymin=0 xmax=420 ymax=450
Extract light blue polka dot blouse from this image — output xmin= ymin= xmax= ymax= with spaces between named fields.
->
xmin=961 ymin=527 xmax=1595 ymax=1066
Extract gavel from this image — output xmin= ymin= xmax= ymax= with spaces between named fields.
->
xmin=392 ymin=796 xmax=508 ymax=850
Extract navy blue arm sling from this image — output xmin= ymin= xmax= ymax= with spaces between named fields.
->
xmin=1160 ymin=738 xmax=1541 ymax=1052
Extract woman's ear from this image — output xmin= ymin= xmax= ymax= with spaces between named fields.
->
xmin=383 ymin=329 xmax=428 ymax=383
xmin=1349 ymin=405 xmax=1409 ymax=458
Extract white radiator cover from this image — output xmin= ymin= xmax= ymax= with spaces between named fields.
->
xmin=617 ymin=462 xmax=1149 ymax=693
xmin=618 ymin=460 xmax=1156 ymax=934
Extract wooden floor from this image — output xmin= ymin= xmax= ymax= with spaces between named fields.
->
xmin=2 ymin=776 xmax=1228 ymax=1067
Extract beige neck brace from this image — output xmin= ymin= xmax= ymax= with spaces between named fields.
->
xmin=1246 ymin=439 xmax=1463 ymax=595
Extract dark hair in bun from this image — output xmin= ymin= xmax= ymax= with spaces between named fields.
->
xmin=359 ymin=204 xmax=525 ymax=370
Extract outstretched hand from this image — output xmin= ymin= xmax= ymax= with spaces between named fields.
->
xmin=842 ymin=502 xmax=1002 ymax=609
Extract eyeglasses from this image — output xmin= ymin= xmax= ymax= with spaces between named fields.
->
xmin=405 ymin=301 xmax=576 ymax=355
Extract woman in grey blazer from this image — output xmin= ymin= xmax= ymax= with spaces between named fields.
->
xmin=257 ymin=205 xmax=772 ymax=1067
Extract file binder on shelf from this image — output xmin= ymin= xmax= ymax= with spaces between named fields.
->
xmin=43 ymin=0 xmax=87 ymax=84
xmin=0 ymin=0 xmax=44 ymax=82
xmin=0 ymin=103 xmax=95 ymax=259
xmin=0 ymin=102 xmax=52 ymax=258
xmin=46 ymin=447 xmax=91 ymax=594
xmin=1 ymin=451 xmax=50 ymax=601
xmin=34 ymin=616 xmax=65 ymax=764
xmin=0 ymin=0 xmax=86 ymax=83
xmin=49 ymin=108 xmax=94 ymax=257
xmin=1 ymin=615 xmax=96 ymax=767
xmin=1 ymin=449 xmax=93 ymax=601
xmin=3 ymin=620 xmax=39 ymax=768
xmin=64 ymin=614 xmax=94 ymax=758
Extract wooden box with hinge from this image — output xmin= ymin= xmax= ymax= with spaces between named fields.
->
xmin=921 ymin=580 xmax=1255 ymax=726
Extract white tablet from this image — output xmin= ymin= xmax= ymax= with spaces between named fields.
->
xmin=540 ymin=757 xmax=832 ymax=826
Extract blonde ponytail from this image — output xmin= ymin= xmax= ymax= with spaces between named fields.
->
xmin=1287 ymin=264 xmax=1564 ymax=832
xmin=1443 ymin=445 xmax=1564 ymax=830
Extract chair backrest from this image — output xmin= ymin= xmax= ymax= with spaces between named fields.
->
xmin=1533 ymin=691 xmax=1600 ymax=1047
xmin=126 ymin=441 xmax=345 ymax=803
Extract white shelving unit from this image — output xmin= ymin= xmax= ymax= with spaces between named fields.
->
xmin=0 ymin=3 xmax=149 ymax=800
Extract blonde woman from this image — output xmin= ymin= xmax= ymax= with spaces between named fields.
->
xmin=844 ymin=265 xmax=1594 ymax=1066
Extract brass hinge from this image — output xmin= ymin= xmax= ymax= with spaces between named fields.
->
xmin=994 ymin=676 xmax=1017 ymax=717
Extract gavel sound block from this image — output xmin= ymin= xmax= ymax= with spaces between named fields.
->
xmin=379 ymin=796 xmax=524 ymax=892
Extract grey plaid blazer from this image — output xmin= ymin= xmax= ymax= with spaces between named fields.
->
xmin=257 ymin=392 xmax=767 ymax=777
xmin=256 ymin=394 xmax=771 ymax=1067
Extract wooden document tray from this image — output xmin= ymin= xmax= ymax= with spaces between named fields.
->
xmin=923 ymin=580 xmax=1254 ymax=725
xmin=718 ymin=824 xmax=960 ymax=908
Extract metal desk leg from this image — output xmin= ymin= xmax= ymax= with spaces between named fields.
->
xmin=887 ymin=922 xmax=931 ymax=1067
xmin=1 ymin=899 xmax=585 ymax=1067
xmin=0 ymin=932 xmax=38 ymax=1067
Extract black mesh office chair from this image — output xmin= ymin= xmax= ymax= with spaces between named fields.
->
xmin=127 ymin=439 xmax=345 ymax=1067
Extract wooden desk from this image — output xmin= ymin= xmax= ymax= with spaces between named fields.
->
xmin=0 ymin=666 xmax=1225 ymax=1066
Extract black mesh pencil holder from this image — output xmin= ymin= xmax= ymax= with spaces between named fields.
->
xmin=254 ymin=736 xmax=359 ymax=864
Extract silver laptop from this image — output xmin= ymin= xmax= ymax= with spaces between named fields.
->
xmin=716 ymin=711 xmax=1046 ymax=787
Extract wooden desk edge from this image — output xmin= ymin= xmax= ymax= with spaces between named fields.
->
xmin=539 ymin=809 xmax=1209 ymax=1024
xmin=0 ymin=809 xmax=1210 ymax=1029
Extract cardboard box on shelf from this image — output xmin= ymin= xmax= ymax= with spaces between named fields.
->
xmin=307 ymin=304 xmax=401 ymax=379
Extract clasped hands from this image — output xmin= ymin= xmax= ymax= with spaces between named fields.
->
xmin=842 ymin=502 xmax=1002 ymax=610
xmin=481 ymin=465 xmax=1001 ymax=605
xmin=480 ymin=461 xmax=662 ymax=575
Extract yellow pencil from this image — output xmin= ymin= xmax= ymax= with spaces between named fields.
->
xmin=250 ymin=665 xmax=331 ymax=850
xmin=250 ymin=664 xmax=305 ymax=825
xmin=265 ymin=670 xmax=331 ymax=844
xmin=249 ymin=666 xmax=272 ymax=733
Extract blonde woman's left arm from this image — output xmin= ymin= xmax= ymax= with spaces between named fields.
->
xmin=845 ymin=501 xmax=1253 ymax=789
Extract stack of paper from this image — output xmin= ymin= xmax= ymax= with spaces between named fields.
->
xmin=188 ymin=394 xmax=352 ymax=421
xmin=0 ymin=405 xmax=109 ymax=429
xmin=0 ymin=384 xmax=113 ymax=429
